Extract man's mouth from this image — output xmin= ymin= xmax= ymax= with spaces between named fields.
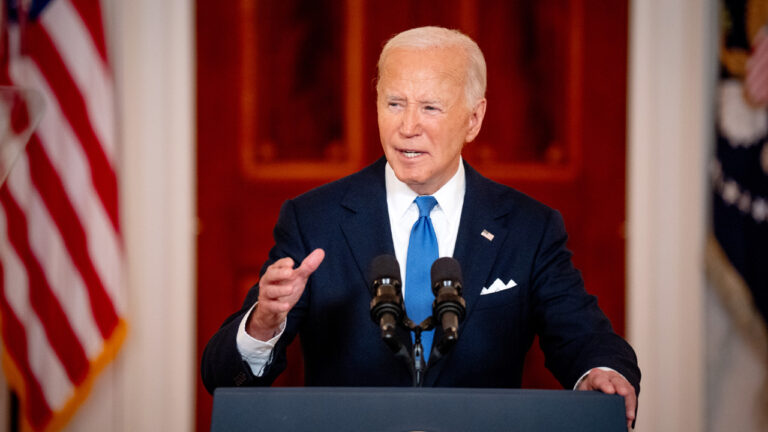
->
xmin=400 ymin=150 xmax=424 ymax=158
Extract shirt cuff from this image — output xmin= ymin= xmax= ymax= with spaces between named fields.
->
xmin=236 ymin=302 xmax=286 ymax=377
xmin=572 ymin=367 xmax=626 ymax=390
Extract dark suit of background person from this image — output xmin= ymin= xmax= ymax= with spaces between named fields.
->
xmin=201 ymin=26 xmax=640 ymax=426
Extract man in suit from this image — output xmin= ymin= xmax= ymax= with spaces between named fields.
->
xmin=202 ymin=26 xmax=640 ymax=428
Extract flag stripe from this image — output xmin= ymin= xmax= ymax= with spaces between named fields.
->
xmin=747 ymin=52 xmax=768 ymax=79
xmin=0 ymin=188 xmax=89 ymax=384
xmin=746 ymin=28 xmax=768 ymax=104
xmin=0 ymin=199 xmax=76 ymax=411
xmin=23 ymin=22 xmax=119 ymax=231
xmin=23 ymin=170 xmax=105 ymax=359
xmin=4 ymin=150 xmax=103 ymax=359
xmin=8 ymin=52 xmax=123 ymax=313
xmin=0 ymin=206 xmax=54 ymax=428
xmin=41 ymin=0 xmax=115 ymax=164
xmin=0 ymin=288 xmax=53 ymax=429
xmin=26 ymin=137 xmax=119 ymax=337
xmin=66 ymin=0 xmax=108 ymax=64
xmin=15 ymin=289 xmax=74 ymax=411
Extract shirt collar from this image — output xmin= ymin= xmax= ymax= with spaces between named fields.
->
xmin=385 ymin=159 xmax=466 ymax=220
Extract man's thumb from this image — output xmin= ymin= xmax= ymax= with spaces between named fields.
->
xmin=296 ymin=248 xmax=325 ymax=279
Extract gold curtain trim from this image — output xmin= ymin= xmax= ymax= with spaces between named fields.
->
xmin=705 ymin=234 xmax=768 ymax=357
xmin=706 ymin=234 xmax=768 ymax=428
xmin=720 ymin=0 xmax=768 ymax=78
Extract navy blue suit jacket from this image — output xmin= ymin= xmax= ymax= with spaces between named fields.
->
xmin=202 ymin=158 xmax=640 ymax=394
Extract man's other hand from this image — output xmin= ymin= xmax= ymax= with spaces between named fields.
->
xmin=247 ymin=248 xmax=325 ymax=341
xmin=576 ymin=367 xmax=637 ymax=430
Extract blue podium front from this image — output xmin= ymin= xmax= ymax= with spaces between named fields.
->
xmin=211 ymin=387 xmax=626 ymax=432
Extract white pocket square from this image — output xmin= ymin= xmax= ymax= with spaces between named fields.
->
xmin=480 ymin=278 xmax=518 ymax=295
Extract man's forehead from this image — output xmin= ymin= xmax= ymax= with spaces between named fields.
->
xmin=379 ymin=48 xmax=466 ymax=88
xmin=381 ymin=46 xmax=466 ymax=74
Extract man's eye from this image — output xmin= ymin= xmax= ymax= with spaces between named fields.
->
xmin=388 ymin=102 xmax=403 ymax=109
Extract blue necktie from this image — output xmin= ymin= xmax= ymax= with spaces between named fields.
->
xmin=405 ymin=196 xmax=439 ymax=363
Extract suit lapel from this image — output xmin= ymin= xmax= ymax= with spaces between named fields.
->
xmin=425 ymin=161 xmax=511 ymax=384
xmin=452 ymin=164 xmax=510 ymax=327
xmin=338 ymin=159 xmax=413 ymax=350
xmin=339 ymin=158 xmax=395 ymax=284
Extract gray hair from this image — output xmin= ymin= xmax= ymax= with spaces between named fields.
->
xmin=376 ymin=26 xmax=487 ymax=108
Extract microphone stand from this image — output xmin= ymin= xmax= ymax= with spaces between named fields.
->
xmin=388 ymin=317 xmax=437 ymax=387
xmin=376 ymin=308 xmax=462 ymax=387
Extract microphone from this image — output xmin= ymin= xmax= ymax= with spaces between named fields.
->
xmin=430 ymin=257 xmax=466 ymax=352
xmin=368 ymin=255 xmax=404 ymax=346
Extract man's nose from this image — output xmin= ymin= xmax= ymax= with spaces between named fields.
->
xmin=399 ymin=104 xmax=421 ymax=137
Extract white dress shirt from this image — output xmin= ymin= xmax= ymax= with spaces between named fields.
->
xmin=384 ymin=161 xmax=465 ymax=297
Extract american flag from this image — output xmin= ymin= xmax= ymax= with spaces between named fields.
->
xmin=0 ymin=0 xmax=125 ymax=430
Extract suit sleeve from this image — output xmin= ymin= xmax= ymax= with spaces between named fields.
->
xmin=200 ymin=200 xmax=311 ymax=393
xmin=530 ymin=209 xmax=641 ymax=395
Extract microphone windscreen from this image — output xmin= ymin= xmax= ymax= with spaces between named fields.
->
xmin=368 ymin=254 xmax=401 ymax=293
xmin=430 ymin=257 xmax=463 ymax=292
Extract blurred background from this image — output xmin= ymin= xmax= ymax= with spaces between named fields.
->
xmin=0 ymin=0 xmax=765 ymax=431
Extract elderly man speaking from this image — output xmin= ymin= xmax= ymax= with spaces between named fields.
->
xmin=202 ymin=26 xmax=640 ymax=429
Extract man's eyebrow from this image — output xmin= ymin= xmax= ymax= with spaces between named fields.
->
xmin=418 ymin=99 xmax=443 ymax=105
xmin=383 ymin=96 xmax=444 ymax=106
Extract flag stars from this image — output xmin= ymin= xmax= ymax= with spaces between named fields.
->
xmin=718 ymin=80 xmax=767 ymax=147
xmin=712 ymin=168 xmax=768 ymax=224
xmin=738 ymin=191 xmax=752 ymax=213
xmin=754 ymin=199 xmax=768 ymax=222
xmin=723 ymin=180 xmax=740 ymax=205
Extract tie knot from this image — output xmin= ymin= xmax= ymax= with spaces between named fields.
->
xmin=415 ymin=196 xmax=438 ymax=218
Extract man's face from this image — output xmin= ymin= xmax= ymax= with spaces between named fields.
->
xmin=377 ymin=46 xmax=486 ymax=195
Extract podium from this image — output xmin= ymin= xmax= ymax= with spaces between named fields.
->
xmin=211 ymin=387 xmax=626 ymax=432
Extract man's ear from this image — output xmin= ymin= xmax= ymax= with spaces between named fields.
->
xmin=465 ymin=98 xmax=487 ymax=143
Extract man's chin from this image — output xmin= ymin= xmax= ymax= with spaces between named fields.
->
xmin=403 ymin=176 xmax=438 ymax=195
xmin=392 ymin=169 xmax=425 ymax=186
